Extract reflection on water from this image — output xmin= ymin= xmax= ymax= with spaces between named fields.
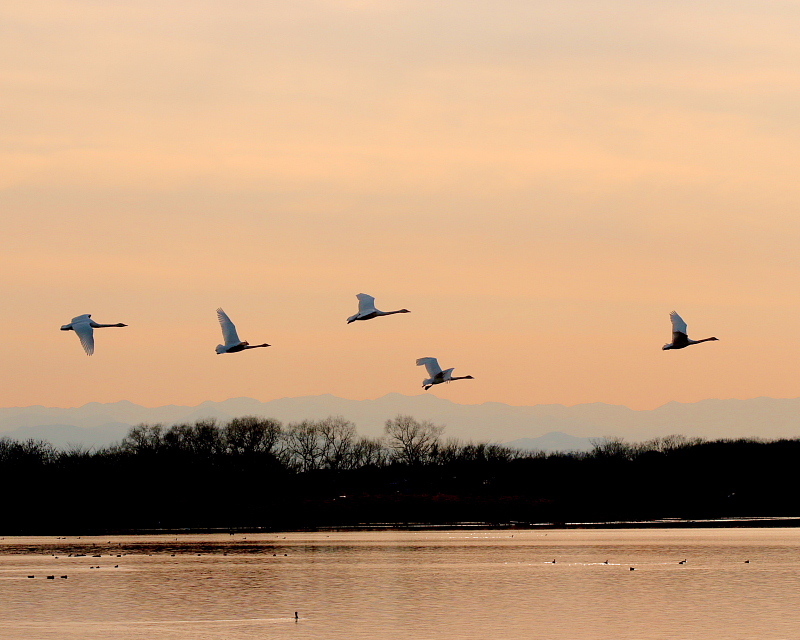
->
xmin=1 ymin=528 xmax=799 ymax=639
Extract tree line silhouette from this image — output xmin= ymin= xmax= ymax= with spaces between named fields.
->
xmin=2 ymin=415 xmax=800 ymax=534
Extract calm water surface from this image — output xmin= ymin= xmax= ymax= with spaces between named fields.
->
xmin=0 ymin=528 xmax=798 ymax=639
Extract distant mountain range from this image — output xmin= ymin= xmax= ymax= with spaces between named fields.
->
xmin=1 ymin=394 xmax=800 ymax=451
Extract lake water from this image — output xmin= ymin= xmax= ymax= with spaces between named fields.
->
xmin=1 ymin=528 xmax=799 ymax=639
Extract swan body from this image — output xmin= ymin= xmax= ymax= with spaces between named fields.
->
xmin=347 ymin=293 xmax=409 ymax=324
xmin=215 ymin=308 xmax=270 ymax=354
xmin=416 ymin=357 xmax=474 ymax=391
xmin=60 ymin=314 xmax=127 ymax=356
xmin=663 ymin=311 xmax=718 ymax=350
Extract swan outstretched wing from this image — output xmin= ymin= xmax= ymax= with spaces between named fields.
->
xmin=70 ymin=314 xmax=91 ymax=324
xmin=356 ymin=293 xmax=378 ymax=315
xmin=73 ymin=321 xmax=95 ymax=356
xmin=669 ymin=310 xmax=690 ymax=347
xmin=217 ymin=308 xmax=241 ymax=345
xmin=416 ymin=357 xmax=442 ymax=378
xmin=670 ymin=311 xmax=688 ymax=335
xmin=669 ymin=311 xmax=688 ymax=334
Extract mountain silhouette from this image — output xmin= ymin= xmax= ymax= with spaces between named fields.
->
xmin=1 ymin=394 xmax=799 ymax=449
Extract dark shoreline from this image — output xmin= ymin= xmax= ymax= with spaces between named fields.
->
xmin=16 ymin=516 xmax=798 ymax=537
xmin=6 ymin=427 xmax=800 ymax=536
xmin=316 ymin=516 xmax=800 ymax=531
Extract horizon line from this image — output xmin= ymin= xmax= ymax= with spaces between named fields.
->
xmin=0 ymin=393 xmax=796 ymax=413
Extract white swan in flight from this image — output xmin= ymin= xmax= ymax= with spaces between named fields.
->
xmin=347 ymin=293 xmax=410 ymax=324
xmin=60 ymin=314 xmax=127 ymax=356
xmin=416 ymin=357 xmax=474 ymax=391
xmin=663 ymin=311 xmax=718 ymax=350
xmin=216 ymin=308 xmax=270 ymax=354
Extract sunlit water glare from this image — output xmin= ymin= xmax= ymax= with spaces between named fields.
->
xmin=1 ymin=528 xmax=798 ymax=639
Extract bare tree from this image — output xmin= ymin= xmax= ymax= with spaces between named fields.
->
xmin=590 ymin=436 xmax=633 ymax=459
xmin=350 ymin=436 xmax=390 ymax=468
xmin=122 ymin=424 xmax=164 ymax=453
xmin=163 ymin=419 xmax=225 ymax=457
xmin=0 ymin=438 xmax=56 ymax=465
xmin=636 ymin=434 xmax=704 ymax=454
xmin=384 ymin=415 xmax=444 ymax=465
xmin=433 ymin=437 xmax=463 ymax=464
xmin=224 ymin=416 xmax=283 ymax=455
xmin=317 ymin=416 xmax=358 ymax=470
xmin=283 ymin=420 xmax=326 ymax=472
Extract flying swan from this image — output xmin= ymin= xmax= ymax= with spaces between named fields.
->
xmin=347 ymin=293 xmax=410 ymax=324
xmin=663 ymin=311 xmax=718 ymax=350
xmin=60 ymin=314 xmax=127 ymax=356
xmin=416 ymin=357 xmax=474 ymax=391
xmin=215 ymin=308 xmax=270 ymax=354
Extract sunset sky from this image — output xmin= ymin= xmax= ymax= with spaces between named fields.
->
xmin=4 ymin=0 xmax=800 ymax=410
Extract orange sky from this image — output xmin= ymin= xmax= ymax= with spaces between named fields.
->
xmin=3 ymin=0 xmax=800 ymax=410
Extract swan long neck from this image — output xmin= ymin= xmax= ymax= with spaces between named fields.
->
xmin=689 ymin=337 xmax=718 ymax=344
xmin=377 ymin=309 xmax=409 ymax=316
